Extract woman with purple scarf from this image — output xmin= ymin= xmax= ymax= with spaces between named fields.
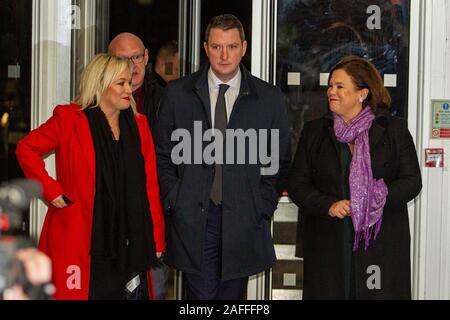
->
xmin=288 ymin=56 xmax=422 ymax=299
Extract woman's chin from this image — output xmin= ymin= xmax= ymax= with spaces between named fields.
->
xmin=329 ymin=105 xmax=339 ymax=114
xmin=116 ymin=104 xmax=130 ymax=110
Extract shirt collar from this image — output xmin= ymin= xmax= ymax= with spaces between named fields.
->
xmin=208 ymin=67 xmax=241 ymax=91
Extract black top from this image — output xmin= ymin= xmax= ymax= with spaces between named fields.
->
xmin=84 ymin=107 xmax=158 ymax=290
xmin=338 ymin=142 xmax=355 ymax=300
xmin=141 ymin=70 xmax=165 ymax=134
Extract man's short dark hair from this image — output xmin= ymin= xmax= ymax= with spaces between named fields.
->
xmin=205 ymin=14 xmax=246 ymax=42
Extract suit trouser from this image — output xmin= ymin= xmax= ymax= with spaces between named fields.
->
xmin=184 ymin=201 xmax=248 ymax=300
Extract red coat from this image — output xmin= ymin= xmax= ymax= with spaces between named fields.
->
xmin=16 ymin=104 xmax=166 ymax=300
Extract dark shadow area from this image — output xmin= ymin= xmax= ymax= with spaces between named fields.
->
xmin=277 ymin=0 xmax=410 ymax=153
xmin=0 ymin=0 xmax=31 ymax=183
xmin=0 ymin=0 xmax=32 ymax=235
xmin=109 ymin=0 xmax=179 ymax=66
xmin=201 ymin=0 xmax=253 ymax=70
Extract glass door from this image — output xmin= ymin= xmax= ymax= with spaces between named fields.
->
xmin=273 ymin=0 xmax=411 ymax=300
xmin=277 ymin=0 xmax=410 ymax=151
xmin=0 ymin=0 xmax=32 ymax=183
xmin=1 ymin=0 xmax=32 ymax=235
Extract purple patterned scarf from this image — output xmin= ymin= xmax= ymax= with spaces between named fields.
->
xmin=333 ymin=107 xmax=388 ymax=251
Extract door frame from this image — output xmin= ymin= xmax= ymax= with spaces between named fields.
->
xmin=30 ymin=0 xmax=426 ymax=300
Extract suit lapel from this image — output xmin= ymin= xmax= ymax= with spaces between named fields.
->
xmin=195 ymin=85 xmax=212 ymax=128
xmin=74 ymin=111 xmax=95 ymax=178
xmin=228 ymin=68 xmax=251 ymax=128
xmin=193 ymin=65 xmax=213 ymax=128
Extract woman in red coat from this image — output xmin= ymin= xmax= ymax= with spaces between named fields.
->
xmin=16 ymin=54 xmax=165 ymax=300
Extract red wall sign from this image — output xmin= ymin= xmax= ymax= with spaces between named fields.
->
xmin=425 ymin=148 xmax=444 ymax=168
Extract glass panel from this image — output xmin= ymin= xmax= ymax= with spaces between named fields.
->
xmin=274 ymin=0 xmax=411 ymax=300
xmin=109 ymin=0 xmax=180 ymax=69
xmin=277 ymin=0 xmax=410 ymax=150
xmin=0 ymin=0 xmax=32 ymax=235
xmin=200 ymin=0 xmax=252 ymax=69
xmin=0 ymin=0 xmax=32 ymax=183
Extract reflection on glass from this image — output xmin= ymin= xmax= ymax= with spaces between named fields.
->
xmin=1 ymin=0 xmax=31 ymax=236
xmin=200 ymin=0 xmax=252 ymax=70
xmin=0 ymin=0 xmax=31 ymax=183
xmin=109 ymin=0 xmax=179 ymax=67
xmin=275 ymin=0 xmax=410 ymax=300
xmin=277 ymin=0 xmax=410 ymax=151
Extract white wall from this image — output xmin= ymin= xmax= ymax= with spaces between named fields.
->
xmin=413 ymin=0 xmax=450 ymax=300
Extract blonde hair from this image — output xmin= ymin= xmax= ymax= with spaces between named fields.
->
xmin=74 ymin=53 xmax=137 ymax=113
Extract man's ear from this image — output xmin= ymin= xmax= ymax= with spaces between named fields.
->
xmin=144 ymin=48 xmax=149 ymax=66
xmin=203 ymin=41 xmax=209 ymax=57
xmin=242 ymin=40 xmax=248 ymax=57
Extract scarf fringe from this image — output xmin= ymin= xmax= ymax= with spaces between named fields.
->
xmin=352 ymin=215 xmax=383 ymax=252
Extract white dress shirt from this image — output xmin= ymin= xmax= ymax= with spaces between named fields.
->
xmin=207 ymin=68 xmax=242 ymax=128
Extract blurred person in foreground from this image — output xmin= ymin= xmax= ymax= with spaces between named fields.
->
xmin=2 ymin=248 xmax=52 ymax=300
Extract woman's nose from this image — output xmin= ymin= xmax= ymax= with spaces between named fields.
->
xmin=125 ymin=83 xmax=132 ymax=94
xmin=327 ymin=86 xmax=335 ymax=96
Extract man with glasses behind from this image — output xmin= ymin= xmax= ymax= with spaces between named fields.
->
xmin=108 ymin=33 xmax=165 ymax=133
xmin=108 ymin=33 xmax=169 ymax=300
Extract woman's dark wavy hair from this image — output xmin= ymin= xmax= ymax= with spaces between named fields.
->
xmin=329 ymin=55 xmax=391 ymax=113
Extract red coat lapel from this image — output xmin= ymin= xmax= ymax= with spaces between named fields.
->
xmin=74 ymin=111 xmax=96 ymax=179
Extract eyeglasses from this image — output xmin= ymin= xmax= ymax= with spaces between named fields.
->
xmin=123 ymin=53 xmax=146 ymax=64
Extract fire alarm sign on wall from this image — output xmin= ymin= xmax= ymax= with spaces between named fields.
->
xmin=431 ymin=100 xmax=450 ymax=139
xmin=425 ymin=148 xmax=444 ymax=168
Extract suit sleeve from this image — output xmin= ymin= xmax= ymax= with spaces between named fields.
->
xmin=139 ymin=115 xmax=166 ymax=253
xmin=15 ymin=106 xmax=64 ymax=203
xmin=385 ymin=120 xmax=422 ymax=209
xmin=154 ymin=84 xmax=180 ymax=213
xmin=287 ymin=122 xmax=339 ymax=219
